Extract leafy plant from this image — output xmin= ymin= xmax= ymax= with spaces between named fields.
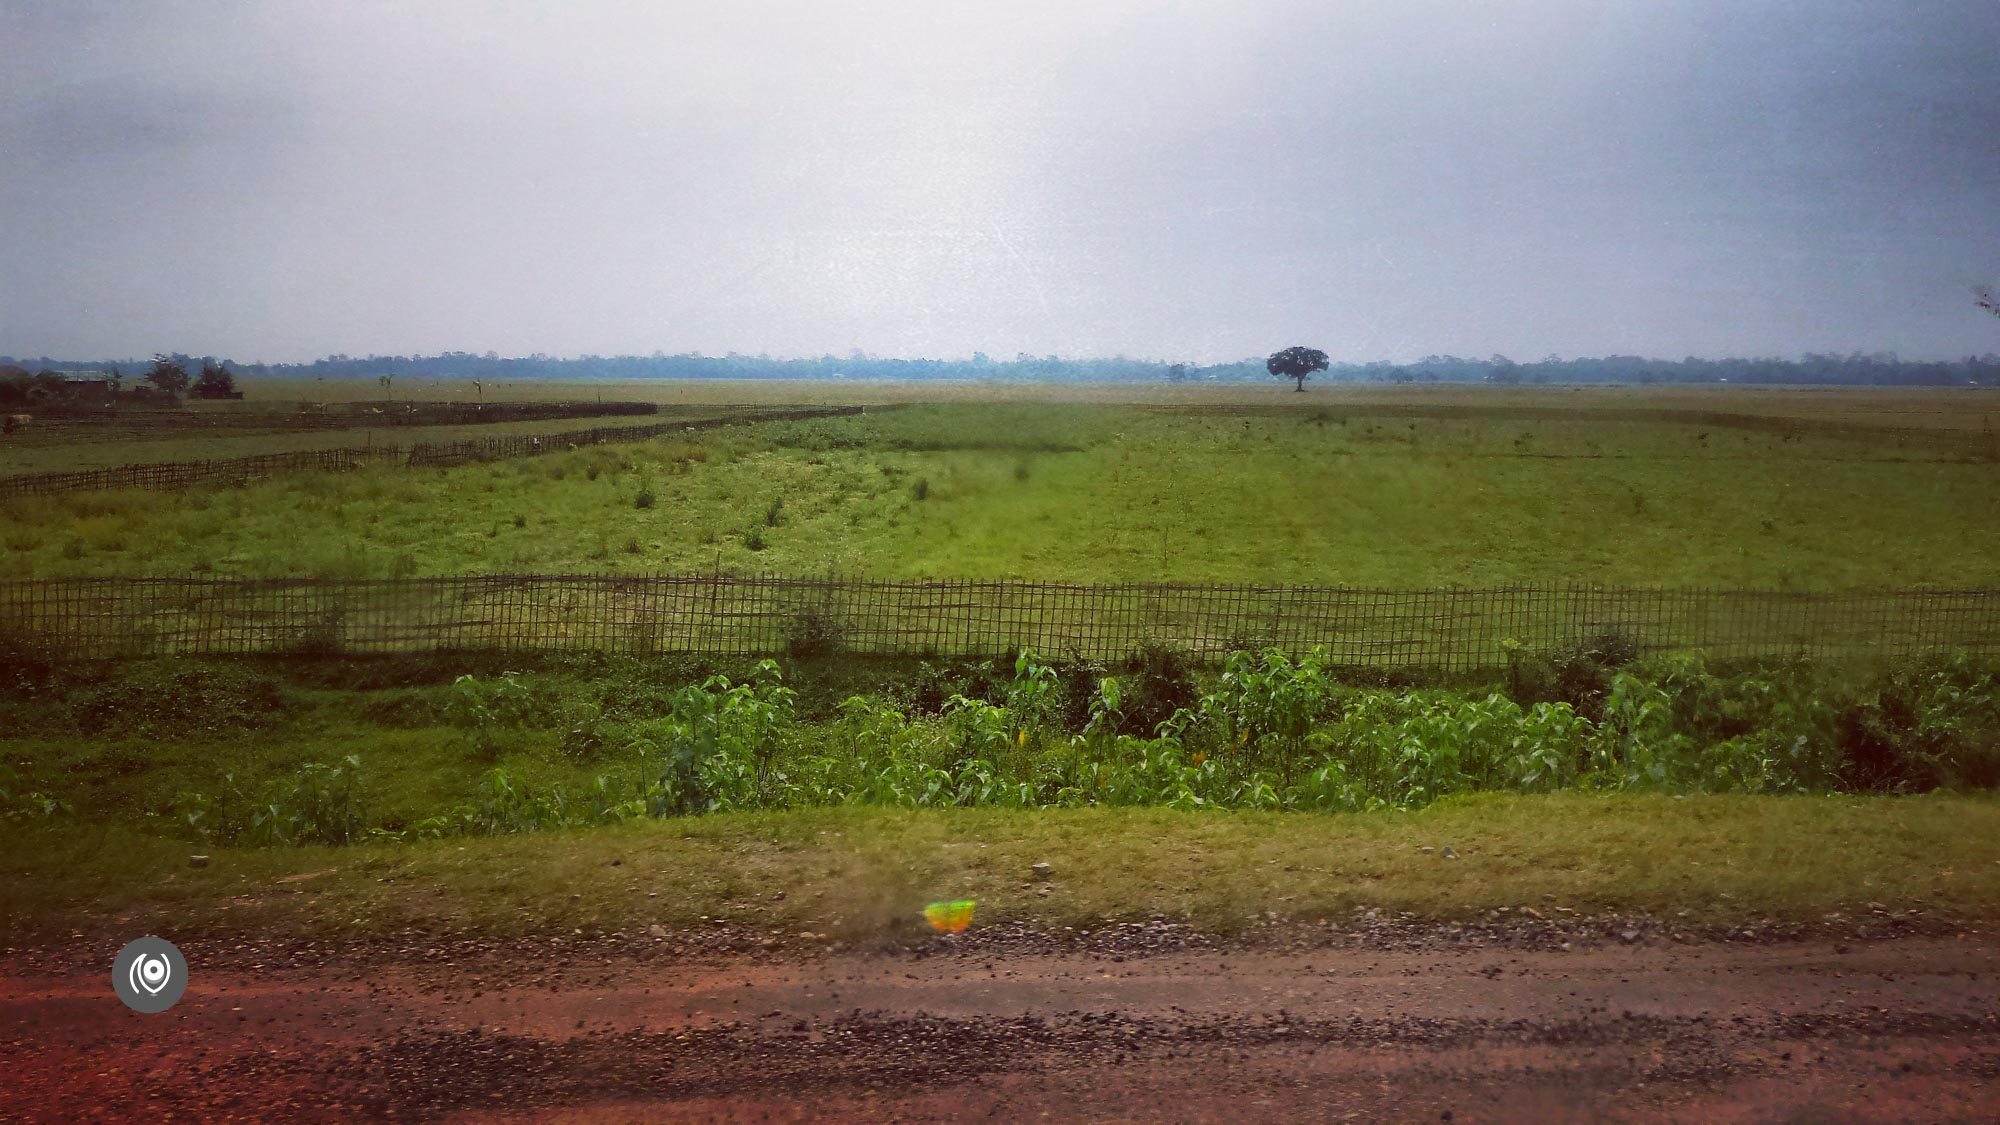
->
xmin=1203 ymin=647 xmax=1336 ymax=784
xmin=0 ymin=764 xmax=71 ymax=822
xmin=442 ymin=672 xmax=540 ymax=758
xmin=124 ymin=648 xmax=2000 ymax=846
xmin=173 ymin=756 xmax=368 ymax=846
xmin=626 ymin=661 xmax=797 ymax=814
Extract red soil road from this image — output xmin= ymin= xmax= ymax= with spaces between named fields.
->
xmin=4 ymin=934 xmax=1998 ymax=1122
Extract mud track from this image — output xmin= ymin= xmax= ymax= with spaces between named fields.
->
xmin=5 ymin=931 xmax=1998 ymax=1121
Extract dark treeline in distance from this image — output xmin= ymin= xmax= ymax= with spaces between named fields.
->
xmin=8 ymin=350 xmax=1999 ymax=387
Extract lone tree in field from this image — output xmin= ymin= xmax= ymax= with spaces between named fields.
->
xmin=144 ymin=355 xmax=190 ymax=398
xmin=1266 ymin=345 xmax=1330 ymax=392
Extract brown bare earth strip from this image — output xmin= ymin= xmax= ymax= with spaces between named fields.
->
xmin=4 ymin=934 xmax=1998 ymax=1121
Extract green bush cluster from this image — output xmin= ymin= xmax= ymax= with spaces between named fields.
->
xmin=172 ymin=755 xmax=366 ymax=846
xmin=165 ymin=648 xmax=2000 ymax=846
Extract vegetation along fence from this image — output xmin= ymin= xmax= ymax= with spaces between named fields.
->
xmin=0 ymin=449 xmax=366 ymax=499
xmin=3 ymin=578 xmax=1994 ymax=670
xmin=0 ymin=407 xmax=862 ymax=498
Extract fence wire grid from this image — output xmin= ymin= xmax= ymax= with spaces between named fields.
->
xmin=3 ymin=576 xmax=1994 ymax=670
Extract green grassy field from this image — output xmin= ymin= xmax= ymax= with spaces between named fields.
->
xmin=4 ymin=398 xmax=1996 ymax=588
xmin=8 ymin=796 xmax=1996 ymax=945
xmin=221 ymin=376 xmax=2000 ymax=435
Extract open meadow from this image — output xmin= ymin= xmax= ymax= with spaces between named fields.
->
xmin=4 ymin=384 xmax=1997 ymax=588
xmin=230 ymin=375 xmax=2000 ymax=435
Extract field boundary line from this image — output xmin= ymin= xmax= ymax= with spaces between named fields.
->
xmin=0 ymin=407 xmax=862 ymax=498
xmin=2 ymin=576 xmax=1992 ymax=668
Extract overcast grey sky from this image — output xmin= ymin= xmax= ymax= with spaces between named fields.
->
xmin=3 ymin=1 xmax=1997 ymax=364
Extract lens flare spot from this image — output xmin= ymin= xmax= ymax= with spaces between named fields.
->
xmin=923 ymin=899 xmax=976 ymax=934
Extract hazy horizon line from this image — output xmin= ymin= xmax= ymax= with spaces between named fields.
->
xmin=10 ymin=346 xmax=1998 ymax=370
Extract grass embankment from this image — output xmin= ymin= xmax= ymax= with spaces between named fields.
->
xmin=5 ymin=649 xmax=1997 ymax=946
xmin=4 ymin=402 xmax=1997 ymax=586
xmin=6 ymin=796 xmax=1997 ymax=946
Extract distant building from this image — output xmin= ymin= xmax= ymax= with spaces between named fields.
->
xmin=57 ymin=372 xmax=113 ymax=396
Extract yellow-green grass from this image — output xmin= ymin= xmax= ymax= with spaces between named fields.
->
xmin=5 ymin=795 xmax=1995 ymax=945
xmin=4 ymin=403 xmax=1996 ymax=589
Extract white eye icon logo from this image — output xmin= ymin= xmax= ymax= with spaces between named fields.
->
xmin=131 ymin=953 xmax=172 ymax=995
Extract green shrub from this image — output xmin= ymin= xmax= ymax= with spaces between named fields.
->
xmin=784 ymin=601 xmax=848 ymax=658
xmin=1113 ymin=642 xmax=1199 ymax=735
xmin=441 ymin=672 xmax=544 ymax=758
xmin=1839 ymin=654 xmax=1999 ymax=791
xmin=554 ymin=699 xmax=624 ymax=763
xmin=1200 ymin=647 xmax=1337 ymax=784
xmin=625 ymin=661 xmax=798 ymax=814
xmin=173 ymin=756 xmax=367 ymax=846
xmin=1504 ymin=627 xmax=1643 ymax=717
xmin=899 ymin=658 xmax=1002 ymax=715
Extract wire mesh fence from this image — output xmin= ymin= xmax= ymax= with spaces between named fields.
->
xmin=4 ymin=576 xmax=1994 ymax=670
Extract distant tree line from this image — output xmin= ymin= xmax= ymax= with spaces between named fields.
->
xmin=0 ymin=354 xmax=237 ymax=407
xmin=7 ymin=349 xmax=1998 ymax=387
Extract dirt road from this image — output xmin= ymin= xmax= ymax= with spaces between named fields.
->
xmin=5 ymin=928 xmax=1998 ymax=1121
